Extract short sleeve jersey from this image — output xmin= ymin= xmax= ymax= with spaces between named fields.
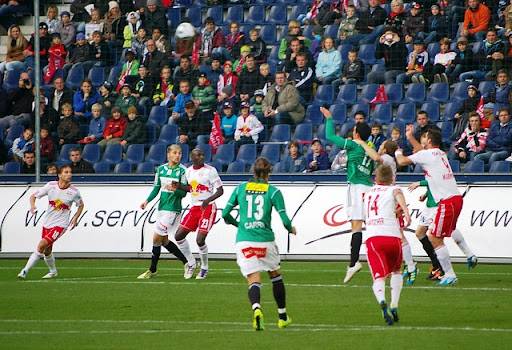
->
xmin=364 ymin=184 xmax=401 ymax=239
xmin=150 ymin=163 xmax=188 ymax=212
xmin=34 ymin=181 xmax=83 ymax=228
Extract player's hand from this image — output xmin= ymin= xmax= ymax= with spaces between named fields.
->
xmin=30 ymin=205 xmax=37 ymax=214
xmin=140 ymin=201 xmax=148 ymax=210
xmin=405 ymin=124 xmax=414 ymax=139
xmin=289 ymin=226 xmax=297 ymax=235
xmin=69 ymin=217 xmax=79 ymax=230
xmin=408 ymin=181 xmax=420 ymax=192
xmin=319 ymin=106 xmax=332 ymax=119
xmin=201 ymin=199 xmax=210 ymax=209
xmin=419 ymin=193 xmax=427 ymax=202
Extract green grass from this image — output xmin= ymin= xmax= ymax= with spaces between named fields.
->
xmin=1 ymin=259 xmax=512 ymax=349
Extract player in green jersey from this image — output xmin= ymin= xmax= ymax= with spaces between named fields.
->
xmin=222 ymin=157 xmax=296 ymax=331
xmin=137 ymin=145 xmax=190 ymax=279
xmin=320 ymin=106 xmax=374 ymax=283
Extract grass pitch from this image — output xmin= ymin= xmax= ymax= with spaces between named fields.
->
xmin=1 ymin=259 xmax=511 ymax=349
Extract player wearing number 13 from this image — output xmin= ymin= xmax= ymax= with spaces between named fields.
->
xmin=222 ymin=157 xmax=296 ymax=331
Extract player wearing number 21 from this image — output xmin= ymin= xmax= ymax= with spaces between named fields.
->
xmin=222 ymin=157 xmax=296 ymax=331
xmin=18 ymin=165 xmax=85 ymax=280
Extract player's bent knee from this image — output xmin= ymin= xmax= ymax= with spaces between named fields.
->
xmin=268 ymin=270 xmax=281 ymax=279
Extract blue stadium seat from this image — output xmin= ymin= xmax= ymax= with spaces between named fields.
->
xmin=260 ymin=144 xmax=281 ymax=165
xmin=102 ymin=144 xmax=122 ymax=164
xmin=196 ymin=143 xmax=212 ymax=163
xmin=302 ymin=25 xmax=314 ymax=40
xmin=336 ymin=84 xmax=357 ymax=105
xmin=370 ymin=103 xmax=393 ymax=124
xmin=427 ymin=42 xmax=440 ymax=63
xmin=146 ymin=144 xmax=166 ymax=164
xmin=443 ymin=101 xmax=462 ymax=121
xmin=489 ymin=161 xmax=511 ymax=173
xmin=464 ymin=159 xmax=484 ymax=173
xmin=290 ymin=4 xmax=307 ymax=21
xmin=293 ymin=123 xmax=313 ymax=143
xmin=267 ymin=5 xmax=287 ymax=24
xmin=359 ymin=84 xmax=379 ymax=104
xmin=421 ymin=102 xmax=440 ymax=122
xmin=225 ymin=6 xmax=243 ymax=24
xmin=452 ymin=81 xmax=471 ymax=102
xmin=404 ymin=83 xmax=426 ymax=104
xmin=358 ymin=44 xmax=377 ymax=65
xmin=316 ymin=123 xmax=327 ymax=142
xmin=413 ymin=164 xmax=424 ymax=173
xmin=82 ymin=143 xmax=100 ymax=163
xmin=148 ymin=106 xmax=168 ymax=126
xmin=196 ymin=134 xmax=210 ymax=145
xmin=213 ymin=143 xmax=235 ymax=168
xmin=93 ymin=161 xmax=111 ymax=173
xmin=305 ymin=104 xmax=323 ymax=126
xmin=206 ymin=6 xmax=223 ymax=25
xmin=167 ymin=8 xmax=181 ymax=29
xmin=107 ymin=65 xmax=122 ymax=84
xmin=4 ymin=124 xmax=24 ymax=148
xmin=260 ymin=24 xmax=277 ymax=45
xmin=472 ymin=41 xmax=483 ymax=55
xmin=3 ymin=161 xmax=20 ymax=174
xmin=180 ymin=143 xmax=190 ymax=163
xmin=339 ymin=120 xmax=355 ymax=138
xmin=207 ymin=160 xmax=223 ymax=173
xmin=478 ymin=80 xmax=495 ymax=96
xmin=349 ymin=103 xmax=370 ymax=119
xmin=338 ymin=44 xmax=353 ymax=63
xmin=269 ymin=124 xmax=291 ymax=142
xmin=427 ymin=83 xmax=449 ymax=104
xmin=329 ymin=103 xmax=347 ymax=125
xmin=396 ymin=103 xmax=416 ymax=123
xmin=325 ymin=24 xmax=338 ymax=39
xmin=227 ymin=160 xmax=246 ymax=173
xmin=88 ymin=66 xmax=105 ymax=88
xmin=2 ymin=69 xmax=22 ymax=91
xmin=65 ymin=64 xmax=85 ymax=90
xmin=136 ymin=161 xmax=156 ymax=174
xmin=125 ymin=144 xmax=145 ymax=164
xmin=384 ymin=83 xmax=403 ymax=104
xmin=146 ymin=124 xmax=157 ymax=146
xmin=246 ymin=6 xmax=265 ymax=24
xmin=157 ymin=124 xmax=178 ymax=145
xmin=448 ymin=160 xmax=460 ymax=173
xmin=59 ymin=144 xmax=80 ymax=162
xmin=273 ymin=161 xmax=285 ymax=172
xmin=236 ymin=144 xmax=257 ymax=167
xmin=185 ymin=7 xmax=202 ymax=27
xmin=314 ymin=85 xmax=334 ymax=105
xmin=255 ymin=0 xmax=275 ymax=4
xmin=114 ymin=162 xmax=132 ymax=173
xmin=438 ymin=121 xmax=454 ymax=144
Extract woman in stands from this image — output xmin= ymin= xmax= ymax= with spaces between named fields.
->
xmin=0 ymin=25 xmax=29 ymax=77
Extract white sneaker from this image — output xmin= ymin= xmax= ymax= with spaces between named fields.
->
xmin=343 ymin=262 xmax=362 ymax=283
xmin=195 ymin=268 xmax=208 ymax=280
xmin=184 ymin=261 xmax=197 ymax=279
xmin=505 ymin=155 xmax=512 ymax=162
xmin=42 ymin=271 xmax=58 ymax=279
xmin=17 ymin=270 xmax=27 ymax=279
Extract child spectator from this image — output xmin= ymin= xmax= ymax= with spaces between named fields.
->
xmin=45 ymin=5 xmax=60 ymax=34
xmin=131 ymin=65 xmax=154 ymax=116
xmin=217 ymin=61 xmax=238 ymax=103
xmin=85 ymin=8 xmax=104 ymax=43
xmin=245 ymin=28 xmax=266 ymax=64
xmin=116 ymin=50 xmax=140 ymax=92
xmin=396 ymin=40 xmax=429 ymax=84
xmin=56 ymin=11 xmax=76 ymax=50
xmin=204 ymin=56 xmax=223 ymax=88
xmin=83 ymin=31 xmax=110 ymax=72
xmin=123 ymin=11 xmax=141 ymax=50
xmin=251 ymin=90 xmax=265 ymax=120
xmin=99 ymin=82 xmax=117 ymax=117
xmin=389 ymin=126 xmax=410 ymax=155
xmin=152 ymin=27 xmax=171 ymax=56
xmin=368 ymin=123 xmax=387 ymax=151
xmin=66 ymin=33 xmax=92 ymax=69
xmin=309 ymin=25 xmax=323 ymax=61
xmin=119 ymin=106 xmax=146 ymax=150
xmin=11 ymin=127 xmax=34 ymax=162
xmin=447 ymin=36 xmax=475 ymax=83
xmin=225 ymin=21 xmax=245 ymax=60
xmin=192 ymin=73 xmax=216 ymax=119
xmin=453 ymin=85 xmax=482 ymax=139
xmin=115 ymin=84 xmax=137 ymax=116
xmin=46 ymin=163 xmax=58 ymax=175
xmin=281 ymin=140 xmax=307 ymax=173
xmin=420 ymin=4 xmax=448 ymax=44
xmin=258 ymin=63 xmax=273 ymax=94
xmin=220 ymin=102 xmax=238 ymax=143
xmin=39 ymin=126 xmax=55 ymax=164
xmin=44 ymin=33 xmax=67 ymax=85
xmin=57 ymin=103 xmax=80 ymax=146
xmin=98 ymin=107 xmax=127 ymax=150
xmin=315 ymin=37 xmax=341 ymax=85
xmin=333 ymin=49 xmax=365 ymax=92
xmin=338 ymin=5 xmax=359 ymax=43
xmin=153 ymin=66 xmax=174 ymax=107
xmin=79 ymin=103 xmax=106 ymax=144
xmin=172 ymin=80 xmax=192 ymax=120
xmin=233 ymin=45 xmax=252 ymax=75
xmin=431 ymin=38 xmax=456 ymax=83
xmin=131 ymin=28 xmax=147 ymax=61
xmin=234 ymin=102 xmax=264 ymax=147
xmin=305 ymin=138 xmax=331 ymax=172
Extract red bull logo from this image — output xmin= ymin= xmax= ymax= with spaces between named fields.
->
xmin=190 ymin=180 xmax=210 ymax=196
xmin=49 ymin=199 xmax=70 ymax=211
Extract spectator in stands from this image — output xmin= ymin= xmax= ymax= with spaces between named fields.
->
xmin=21 ymin=151 xmax=36 ymax=174
xmin=281 ymin=140 xmax=306 ymax=173
xmin=57 ymin=103 xmax=80 ymax=146
xmin=203 ymin=55 xmax=222 ymax=88
xmin=70 ymin=0 xmax=92 ymax=24
xmin=333 ymin=49 xmax=365 ymax=93
xmin=475 ymin=109 xmax=512 ymax=163
xmin=142 ymin=0 xmax=168 ymax=36
xmin=482 ymin=30 xmax=506 ymax=79
xmin=484 ymin=69 xmax=512 ymax=114
xmin=251 ymin=89 xmax=265 ymax=121
xmin=338 ymin=5 xmax=359 ymax=43
xmin=419 ymin=4 xmax=448 ymax=44
xmin=431 ymin=38 xmax=457 ymax=83
xmin=238 ymin=55 xmax=260 ymax=100
xmin=390 ymin=126 xmax=410 ymax=155
xmin=65 ymin=33 xmax=92 ymax=75
xmin=131 ymin=65 xmax=153 ymax=116
xmin=353 ymin=111 xmax=367 ymax=125
xmin=0 ymin=24 xmax=29 ymax=76
xmin=69 ymin=148 xmax=95 ymax=174
xmin=354 ymin=0 xmax=387 ymax=45
xmin=283 ymin=38 xmax=314 ymax=73
xmin=368 ymin=28 xmax=407 ymax=84
xmin=278 ymin=20 xmax=310 ymax=61
xmin=306 ymin=138 xmax=331 ymax=172
xmin=297 ymin=0 xmax=321 ymax=25
xmin=98 ymin=106 xmax=128 ymax=150
xmin=309 ymin=25 xmax=323 ymax=61
xmin=258 ymin=63 xmax=273 ymax=95
xmin=224 ymin=21 xmax=245 ymax=61
xmin=233 ymin=45 xmax=252 ymax=75
xmin=396 ymin=40 xmax=430 ymax=84
xmin=315 ymin=37 xmax=341 ymax=85
xmin=45 ymin=5 xmax=60 ymax=34
xmin=116 ymin=50 xmax=140 ymax=92
xmin=119 ymin=106 xmax=146 ymax=151
xmin=316 ymin=0 xmax=343 ymax=26
xmin=451 ymin=112 xmax=487 ymax=162
xmin=46 ymin=163 xmax=58 ymax=175
xmin=123 ymin=11 xmax=142 ymax=52
xmin=289 ymin=53 xmax=315 ymax=104
xmin=262 ymin=71 xmax=305 ymax=125
xmin=217 ymin=61 xmax=238 ymax=103
xmin=11 ymin=127 xmax=33 ymax=162
xmin=83 ymin=31 xmax=110 ymax=73
xmin=447 ymin=36 xmax=475 ymax=83
xmin=74 ymin=79 xmax=101 ymax=121
xmin=245 ymin=28 xmax=266 ymax=64
xmin=104 ymin=1 xmax=126 ymax=62
xmin=384 ymin=0 xmax=407 ymax=33
xmin=0 ymin=0 xmax=30 ymax=33
xmin=220 ymin=102 xmax=237 ymax=143
xmin=462 ymin=0 xmax=491 ymax=42
xmin=368 ymin=123 xmax=386 ymax=150
xmin=453 ymin=85 xmax=481 ymax=138
xmin=234 ymin=102 xmax=264 ymax=148
xmin=48 ymin=77 xmax=73 ymax=128
xmin=56 ymin=11 xmax=76 ymax=50
xmin=0 ymin=72 xmax=33 ymax=129
xmin=131 ymin=27 xmax=147 ymax=61
xmin=172 ymin=56 xmax=199 ymax=95
xmin=23 ymin=22 xmax=50 ymax=71
xmin=151 ymin=27 xmax=170 ymax=57
xmin=79 ymin=103 xmax=105 ymax=144
xmin=115 ymin=84 xmax=137 ymax=115
xmin=98 ymin=82 xmax=117 ymax=117
xmin=196 ymin=17 xmax=225 ymax=63
xmin=172 ymin=80 xmax=192 ymax=120
xmin=177 ymin=101 xmax=212 ymax=147
xmin=403 ymin=2 xmax=425 ymax=44
xmin=85 ymin=8 xmax=104 ymax=43
xmin=413 ymin=110 xmax=441 ymax=141
xmin=39 ymin=126 xmax=55 ymax=164
xmin=192 ymin=73 xmax=216 ymax=120
xmin=44 ymin=33 xmax=67 ymax=85
xmin=152 ymin=66 xmax=174 ymax=107
xmin=505 ymin=33 xmax=512 ymax=76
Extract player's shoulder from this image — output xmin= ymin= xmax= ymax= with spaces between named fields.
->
xmin=178 ymin=163 xmax=187 ymax=172
xmin=45 ymin=181 xmax=58 ymax=187
xmin=203 ymin=163 xmax=219 ymax=174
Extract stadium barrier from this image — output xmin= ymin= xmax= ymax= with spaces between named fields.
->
xmin=1 ymin=183 xmax=511 ymax=262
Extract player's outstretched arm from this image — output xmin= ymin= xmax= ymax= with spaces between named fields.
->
xmin=320 ymin=107 xmax=349 ymax=148
xmin=394 ymin=149 xmax=413 ymax=166
xmin=69 ymin=201 xmax=85 ymax=230
xmin=222 ymin=188 xmax=239 ymax=227
xmin=29 ymin=194 xmax=37 ymax=214
xmin=271 ymin=189 xmax=294 ymax=234
xmin=353 ymin=138 xmax=382 ymax=162
xmin=394 ymin=188 xmax=411 ymax=228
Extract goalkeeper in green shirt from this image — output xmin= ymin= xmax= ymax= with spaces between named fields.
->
xmin=222 ymin=157 xmax=296 ymax=331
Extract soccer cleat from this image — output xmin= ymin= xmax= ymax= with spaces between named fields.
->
xmin=402 ymin=264 xmax=409 ymax=278
xmin=343 ymin=261 xmax=362 ymax=283
xmin=438 ymin=275 xmax=458 ymax=286
xmin=277 ymin=316 xmax=292 ymax=329
xmin=390 ymin=308 xmax=399 ymax=322
xmin=42 ymin=271 xmax=58 ymax=279
xmin=137 ymin=270 xmax=157 ymax=279
xmin=406 ymin=266 xmax=418 ymax=286
xmin=252 ymin=308 xmax=264 ymax=331
xmin=17 ymin=270 xmax=27 ymax=280
xmin=183 ymin=261 xmax=197 ymax=279
xmin=467 ymin=256 xmax=478 ymax=270
xmin=380 ymin=301 xmax=394 ymax=326
xmin=427 ymin=268 xmax=443 ymax=281
xmin=195 ymin=268 xmax=208 ymax=280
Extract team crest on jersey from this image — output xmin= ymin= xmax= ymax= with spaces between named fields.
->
xmin=246 ymin=183 xmax=269 ymax=194
xmin=189 ymin=179 xmax=209 ymax=196
xmin=49 ymin=199 xmax=70 ymax=211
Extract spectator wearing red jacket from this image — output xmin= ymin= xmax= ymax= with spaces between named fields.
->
xmin=98 ymin=107 xmax=127 ymax=150
xmin=196 ymin=17 xmax=225 ymax=63
xmin=462 ymin=0 xmax=491 ymax=42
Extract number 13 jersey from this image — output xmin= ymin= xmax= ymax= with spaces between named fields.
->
xmin=364 ymin=184 xmax=402 ymax=240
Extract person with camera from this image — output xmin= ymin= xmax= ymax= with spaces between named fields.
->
xmin=367 ymin=27 xmax=408 ymax=84
xmin=0 ymin=72 xmax=34 ymax=129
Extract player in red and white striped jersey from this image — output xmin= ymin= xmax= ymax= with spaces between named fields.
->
xmin=17 ymin=165 xmax=84 ymax=279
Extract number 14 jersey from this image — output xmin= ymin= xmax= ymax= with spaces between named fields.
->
xmin=364 ymin=184 xmax=402 ymax=240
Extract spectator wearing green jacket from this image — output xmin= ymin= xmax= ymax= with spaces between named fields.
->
xmin=115 ymin=84 xmax=137 ymax=116
xmin=192 ymin=73 xmax=216 ymax=120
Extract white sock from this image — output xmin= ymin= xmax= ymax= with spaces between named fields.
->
xmin=451 ymin=229 xmax=474 ymax=258
xmin=177 ymin=239 xmax=195 ymax=265
xmin=44 ymin=254 xmax=57 ymax=273
xmin=390 ymin=273 xmax=403 ymax=309
xmin=198 ymin=244 xmax=208 ymax=270
xmin=372 ymin=278 xmax=386 ymax=304
xmin=23 ymin=251 xmax=44 ymax=273
xmin=435 ymin=245 xmax=456 ymax=278
xmin=402 ymin=241 xmax=416 ymax=273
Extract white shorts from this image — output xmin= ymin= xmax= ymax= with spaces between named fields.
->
xmin=155 ymin=210 xmax=181 ymax=236
xmin=346 ymin=183 xmax=372 ymax=221
xmin=419 ymin=206 xmax=437 ymax=227
xmin=236 ymin=241 xmax=280 ymax=277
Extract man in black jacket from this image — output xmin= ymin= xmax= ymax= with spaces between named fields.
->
xmin=177 ymin=101 xmax=212 ymax=148
xmin=367 ymin=28 xmax=408 ymax=84
xmin=21 ymin=151 xmax=36 ymax=174
xmin=69 ymin=148 xmax=95 ymax=174
xmin=131 ymin=65 xmax=155 ymax=116
xmin=0 ymin=72 xmax=34 ymax=129
xmin=238 ymin=55 xmax=261 ymax=100
xmin=413 ymin=110 xmax=441 ymax=141
xmin=48 ymin=77 xmax=73 ymax=124
xmin=24 ymin=22 xmax=52 ymax=70
xmin=353 ymin=0 xmax=387 ymax=44
xmin=172 ymin=56 xmax=200 ymax=95
xmin=282 ymin=38 xmax=314 ymax=73
xmin=142 ymin=39 xmax=169 ymax=84
xmin=143 ymin=0 xmax=168 ymax=36
xmin=288 ymin=52 xmax=315 ymax=103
